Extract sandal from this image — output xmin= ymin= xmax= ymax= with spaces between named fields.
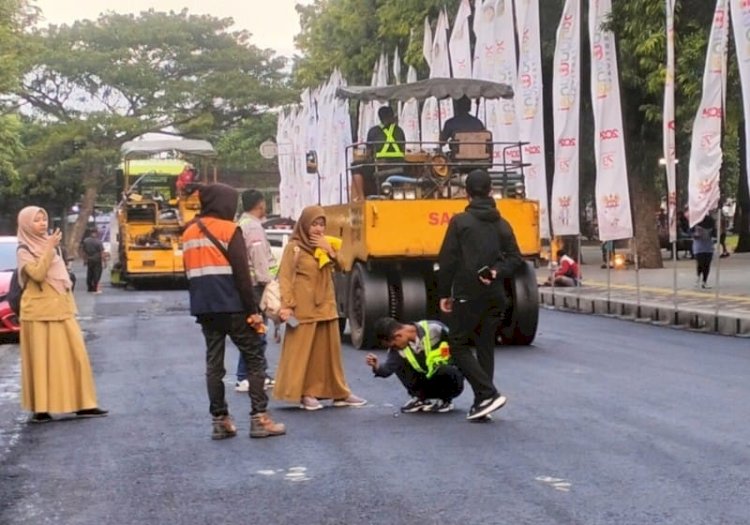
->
xmin=332 ymin=394 xmax=367 ymax=407
xmin=29 ymin=412 xmax=52 ymax=424
xmin=299 ymin=396 xmax=323 ymax=411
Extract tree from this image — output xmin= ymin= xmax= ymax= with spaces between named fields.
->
xmin=13 ymin=9 xmax=292 ymax=254
xmin=293 ymin=0 xmax=460 ymax=87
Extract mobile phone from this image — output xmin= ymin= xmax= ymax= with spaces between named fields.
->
xmin=477 ymin=265 xmax=494 ymax=280
xmin=286 ymin=316 xmax=300 ymax=328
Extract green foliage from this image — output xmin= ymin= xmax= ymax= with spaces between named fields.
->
xmin=293 ymin=0 xmax=459 ymax=87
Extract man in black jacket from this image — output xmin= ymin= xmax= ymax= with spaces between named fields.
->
xmin=437 ymin=169 xmax=524 ymax=421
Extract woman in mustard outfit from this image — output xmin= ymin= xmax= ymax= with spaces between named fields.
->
xmin=16 ymin=206 xmax=107 ymax=423
xmin=273 ymin=205 xmax=366 ymax=410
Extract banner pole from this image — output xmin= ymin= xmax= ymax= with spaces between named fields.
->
xmin=713 ymin=209 xmax=722 ymax=330
xmin=634 ymin=237 xmax=641 ymax=318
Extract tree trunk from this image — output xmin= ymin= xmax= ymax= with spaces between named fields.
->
xmin=735 ymin=120 xmax=750 ymax=252
xmin=630 ymin=163 xmax=664 ymax=268
xmin=66 ymin=165 xmax=102 ymax=258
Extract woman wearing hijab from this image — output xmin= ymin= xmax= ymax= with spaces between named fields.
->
xmin=16 ymin=206 xmax=107 ymax=423
xmin=273 ymin=206 xmax=366 ymax=410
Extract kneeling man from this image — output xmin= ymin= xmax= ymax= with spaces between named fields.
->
xmin=367 ymin=317 xmax=464 ymax=413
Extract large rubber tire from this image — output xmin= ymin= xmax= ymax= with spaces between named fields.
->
xmin=397 ymin=270 xmax=428 ymax=322
xmin=499 ymin=262 xmax=539 ymax=345
xmin=348 ymin=263 xmax=390 ymax=350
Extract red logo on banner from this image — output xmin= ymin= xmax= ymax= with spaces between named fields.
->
xmin=558 ymin=159 xmax=571 ymax=172
xmin=525 ymin=145 xmax=541 ymax=155
xmin=600 ymin=129 xmax=620 ymax=140
xmin=601 ymin=152 xmax=615 ymax=169
xmin=702 ymin=107 xmax=723 ymax=119
xmin=559 ymin=137 xmax=577 ymax=147
xmin=701 ymin=133 xmax=717 ymax=150
xmin=604 ymin=194 xmax=621 ymax=208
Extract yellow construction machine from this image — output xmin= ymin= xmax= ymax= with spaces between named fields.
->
xmin=110 ymin=139 xmax=217 ymax=287
xmin=316 ymin=78 xmax=541 ymax=349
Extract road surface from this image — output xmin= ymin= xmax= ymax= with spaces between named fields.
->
xmin=1 ymin=286 xmax=748 ymax=525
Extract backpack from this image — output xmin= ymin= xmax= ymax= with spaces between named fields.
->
xmin=7 ymin=244 xmax=32 ymax=317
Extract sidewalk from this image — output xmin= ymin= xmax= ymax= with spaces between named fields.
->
xmin=536 ymin=246 xmax=750 ymax=337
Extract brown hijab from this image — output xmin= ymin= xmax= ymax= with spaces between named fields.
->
xmin=16 ymin=206 xmax=72 ymax=294
xmin=291 ymin=205 xmax=326 ymax=254
xmin=290 ymin=205 xmax=329 ymax=306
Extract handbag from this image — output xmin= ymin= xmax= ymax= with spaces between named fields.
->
xmin=260 ymin=245 xmax=300 ymax=324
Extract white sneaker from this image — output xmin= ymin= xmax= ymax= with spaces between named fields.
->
xmin=235 ymin=379 xmax=249 ymax=392
xmin=264 ymin=376 xmax=275 ymax=390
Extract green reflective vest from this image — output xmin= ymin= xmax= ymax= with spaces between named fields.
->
xmin=375 ymin=124 xmax=404 ymax=159
xmin=402 ymin=321 xmax=451 ymax=378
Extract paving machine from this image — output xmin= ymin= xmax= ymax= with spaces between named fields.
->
xmin=317 ymin=78 xmax=541 ymax=349
xmin=110 ymin=139 xmax=217 ymax=287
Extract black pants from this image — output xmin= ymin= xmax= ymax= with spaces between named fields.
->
xmin=86 ymin=260 xmax=102 ymax=292
xmin=395 ymin=364 xmax=464 ymax=402
xmin=695 ymin=253 xmax=713 ymax=283
xmin=446 ymin=296 xmax=503 ymax=404
xmin=199 ymin=313 xmax=268 ymax=417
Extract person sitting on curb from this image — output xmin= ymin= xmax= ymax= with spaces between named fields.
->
xmin=367 ymin=317 xmax=464 ymax=414
xmin=542 ymin=249 xmax=581 ymax=287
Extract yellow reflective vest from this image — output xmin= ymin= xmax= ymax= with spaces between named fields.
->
xmin=402 ymin=321 xmax=451 ymax=378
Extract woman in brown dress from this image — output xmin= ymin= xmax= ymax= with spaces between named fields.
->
xmin=273 ymin=205 xmax=366 ymax=410
xmin=16 ymin=206 xmax=107 ymax=423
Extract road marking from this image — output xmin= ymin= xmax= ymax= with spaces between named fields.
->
xmin=535 ymin=476 xmax=572 ymax=492
xmin=256 ymin=466 xmax=311 ymax=483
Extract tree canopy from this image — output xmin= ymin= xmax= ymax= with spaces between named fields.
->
xmin=3 ymin=8 xmax=293 ymax=248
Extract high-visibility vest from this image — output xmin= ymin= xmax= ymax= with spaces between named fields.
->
xmin=182 ymin=217 xmax=244 ymax=316
xmin=402 ymin=321 xmax=451 ymax=378
xmin=375 ymin=124 xmax=404 ymax=159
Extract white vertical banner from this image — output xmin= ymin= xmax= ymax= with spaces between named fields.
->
xmin=473 ymin=0 xmax=519 ymax=165
xmin=421 ymin=16 xmax=440 ymax=148
xmin=589 ymin=0 xmax=633 ymax=241
xmin=358 ymin=62 xmax=378 ymax=143
xmin=449 ymin=0 xmax=472 ymax=79
xmin=551 ymin=0 xmax=581 ymax=236
xmin=731 ymin=0 xmax=750 ymax=219
xmin=400 ymin=66 xmax=421 ymax=152
xmin=515 ymin=0 xmax=550 ymax=239
xmin=664 ymin=0 xmax=677 ymax=241
xmin=688 ymin=0 xmax=728 ymax=226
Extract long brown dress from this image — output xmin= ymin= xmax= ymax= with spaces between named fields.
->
xmin=19 ymin=245 xmax=99 ymax=413
xmin=273 ymin=219 xmax=351 ymax=404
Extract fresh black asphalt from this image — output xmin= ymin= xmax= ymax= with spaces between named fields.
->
xmin=1 ymin=287 xmax=749 ymax=525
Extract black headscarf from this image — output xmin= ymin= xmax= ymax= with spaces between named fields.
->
xmin=197 ymin=183 xmax=238 ymax=220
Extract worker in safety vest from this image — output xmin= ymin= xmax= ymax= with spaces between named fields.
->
xmin=351 ymin=105 xmax=406 ymax=202
xmin=182 ymin=183 xmax=285 ymax=440
xmin=367 ymin=317 xmax=464 ymax=414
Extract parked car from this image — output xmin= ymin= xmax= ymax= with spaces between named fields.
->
xmin=0 ymin=236 xmax=20 ymax=341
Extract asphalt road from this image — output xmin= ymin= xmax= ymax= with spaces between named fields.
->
xmin=1 ymin=286 xmax=749 ymax=525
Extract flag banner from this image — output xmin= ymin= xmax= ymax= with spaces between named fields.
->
xmin=423 ymin=11 xmax=452 ymax=146
xmin=515 ymin=0 xmax=550 ymax=238
xmin=400 ymin=66 xmax=421 ymax=151
xmin=590 ymin=0 xmax=633 ymax=241
xmin=664 ymin=0 xmax=677 ymax=242
xmin=449 ymin=0 xmax=472 ymax=79
xmin=731 ymin=0 xmax=750 ymax=221
xmin=688 ymin=0 xmax=728 ymax=226
xmin=551 ymin=0 xmax=581 ymax=236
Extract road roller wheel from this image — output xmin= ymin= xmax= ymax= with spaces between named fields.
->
xmin=348 ymin=263 xmax=389 ymax=349
xmin=499 ymin=262 xmax=539 ymax=345
xmin=397 ymin=270 xmax=428 ymax=322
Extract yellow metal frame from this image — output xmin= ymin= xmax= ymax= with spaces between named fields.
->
xmin=324 ymin=198 xmax=540 ymax=272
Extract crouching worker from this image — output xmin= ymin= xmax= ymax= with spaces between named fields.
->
xmin=182 ymin=183 xmax=285 ymax=440
xmin=368 ymin=317 xmax=464 ymax=413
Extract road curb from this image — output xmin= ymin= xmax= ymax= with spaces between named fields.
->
xmin=539 ymin=288 xmax=750 ymax=337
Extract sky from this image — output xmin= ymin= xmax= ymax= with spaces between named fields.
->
xmin=33 ymin=0 xmax=311 ymax=57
